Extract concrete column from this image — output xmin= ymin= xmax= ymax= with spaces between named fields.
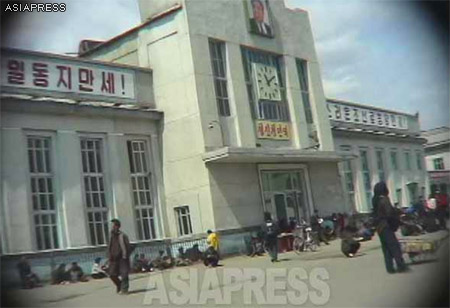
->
xmin=57 ymin=130 xmax=89 ymax=247
xmin=106 ymin=133 xmax=137 ymax=241
xmin=284 ymin=56 xmax=309 ymax=149
xmin=2 ymin=128 xmax=34 ymax=252
xmin=308 ymin=62 xmax=334 ymax=151
xmin=226 ymin=42 xmax=257 ymax=148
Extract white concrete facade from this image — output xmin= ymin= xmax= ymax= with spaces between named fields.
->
xmin=83 ymin=0 xmax=343 ymax=236
xmin=0 ymin=49 xmax=164 ymax=254
xmin=422 ymin=127 xmax=450 ymax=194
xmin=329 ymin=99 xmax=428 ymax=212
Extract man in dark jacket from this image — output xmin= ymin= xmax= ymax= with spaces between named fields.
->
xmin=311 ymin=210 xmax=329 ymax=246
xmin=108 ymin=219 xmax=131 ymax=295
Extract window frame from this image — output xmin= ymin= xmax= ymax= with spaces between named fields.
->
xmin=340 ymin=145 xmax=355 ymax=208
xmin=296 ymin=58 xmax=313 ymax=124
xmin=390 ymin=149 xmax=398 ymax=170
xmin=127 ymin=139 xmax=159 ymax=241
xmin=209 ymin=39 xmax=231 ymax=117
xmin=26 ymin=133 xmax=60 ymax=251
xmin=174 ymin=206 xmax=193 ymax=237
xmin=375 ymin=148 xmax=386 ymax=182
xmin=360 ymin=148 xmax=372 ymax=211
xmin=79 ymin=135 xmax=110 ymax=246
xmin=404 ymin=150 xmax=411 ymax=170
xmin=433 ymin=157 xmax=445 ymax=170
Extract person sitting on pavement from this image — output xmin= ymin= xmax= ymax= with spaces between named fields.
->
xmin=175 ymin=247 xmax=192 ymax=266
xmin=340 ymin=225 xmax=361 ymax=258
xmin=91 ymin=257 xmax=108 ymax=279
xmin=51 ymin=264 xmax=70 ymax=285
xmin=153 ymin=250 xmax=174 ymax=270
xmin=203 ymin=246 xmax=220 ymax=267
xmin=133 ymin=253 xmax=152 ymax=272
xmin=186 ymin=244 xmax=203 ymax=262
xmin=68 ymin=262 xmax=88 ymax=283
xmin=16 ymin=257 xmax=42 ymax=289
xmin=249 ymin=232 xmax=265 ymax=257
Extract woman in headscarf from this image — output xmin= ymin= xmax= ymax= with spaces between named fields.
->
xmin=372 ymin=181 xmax=408 ymax=273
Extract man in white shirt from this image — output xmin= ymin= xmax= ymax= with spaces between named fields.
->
xmin=250 ymin=0 xmax=273 ymax=36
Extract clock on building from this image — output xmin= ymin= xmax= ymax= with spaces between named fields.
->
xmin=253 ymin=63 xmax=281 ymax=101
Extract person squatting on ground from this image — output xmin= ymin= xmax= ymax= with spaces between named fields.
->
xmin=372 ymin=181 xmax=409 ymax=274
xmin=263 ymin=213 xmax=279 ymax=262
xmin=16 ymin=257 xmax=42 ymax=289
xmin=311 ymin=210 xmax=330 ymax=246
xmin=51 ymin=264 xmax=71 ymax=285
xmin=340 ymin=225 xmax=361 ymax=258
xmin=206 ymin=229 xmax=220 ymax=259
xmin=91 ymin=257 xmax=108 ymax=279
xmin=108 ymin=218 xmax=132 ymax=295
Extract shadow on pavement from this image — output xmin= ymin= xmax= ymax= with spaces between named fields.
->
xmin=128 ymin=287 xmax=157 ymax=295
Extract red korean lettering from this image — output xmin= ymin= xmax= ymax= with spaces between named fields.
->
xmin=32 ymin=62 xmax=49 ymax=87
xmin=101 ymin=71 xmax=115 ymax=94
xmin=257 ymin=123 xmax=264 ymax=137
xmin=282 ymin=125 xmax=289 ymax=137
xmin=79 ymin=68 xmax=94 ymax=92
xmin=7 ymin=59 xmax=25 ymax=85
xmin=56 ymin=65 xmax=72 ymax=89
xmin=270 ymin=124 xmax=276 ymax=136
xmin=264 ymin=123 xmax=271 ymax=136
xmin=276 ymin=124 xmax=282 ymax=136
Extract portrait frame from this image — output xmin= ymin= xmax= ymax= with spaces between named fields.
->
xmin=245 ymin=0 xmax=274 ymax=38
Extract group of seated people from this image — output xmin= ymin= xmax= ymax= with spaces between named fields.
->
xmin=131 ymin=244 xmax=208 ymax=273
xmin=51 ymin=262 xmax=89 ymax=285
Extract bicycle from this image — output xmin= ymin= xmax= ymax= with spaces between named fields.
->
xmin=293 ymin=224 xmax=318 ymax=253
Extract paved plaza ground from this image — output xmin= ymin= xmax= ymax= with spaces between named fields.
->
xmin=2 ymin=230 xmax=449 ymax=307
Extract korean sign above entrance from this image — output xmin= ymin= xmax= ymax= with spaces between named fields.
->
xmin=327 ymin=101 xmax=408 ymax=130
xmin=1 ymin=53 xmax=136 ymax=99
xmin=256 ymin=120 xmax=290 ymax=140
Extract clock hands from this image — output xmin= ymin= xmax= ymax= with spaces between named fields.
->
xmin=263 ymin=74 xmax=276 ymax=86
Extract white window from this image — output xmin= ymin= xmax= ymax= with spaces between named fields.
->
xmin=175 ymin=206 xmax=193 ymax=236
xmin=404 ymin=151 xmax=411 ymax=170
xmin=390 ymin=150 xmax=398 ymax=170
xmin=80 ymin=138 xmax=109 ymax=246
xmin=416 ymin=152 xmax=423 ymax=170
xmin=296 ymin=59 xmax=313 ymax=124
xmin=376 ymin=149 xmax=385 ymax=182
xmin=27 ymin=136 xmax=59 ymax=250
xmin=127 ymin=140 xmax=156 ymax=240
xmin=340 ymin=145 xmax=355 ymax=207
xmin=360 ymin=148 xmax=372 ymax=211
xmin=433 ymin=157 xmax=444 ymax=170
xmin=209 ymin=39 xmax=230 ymax=117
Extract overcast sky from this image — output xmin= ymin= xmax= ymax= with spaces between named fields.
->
xmin=1 ymin=0 xmax=448 ymax=130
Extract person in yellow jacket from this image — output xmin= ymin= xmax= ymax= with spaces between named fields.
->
xmin=206 ymin=229 xmax=220 ymax=254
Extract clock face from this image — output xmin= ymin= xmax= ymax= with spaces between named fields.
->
xmin=253 ymin=63 xmax=281 ymax=101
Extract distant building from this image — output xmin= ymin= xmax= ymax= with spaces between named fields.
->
xmin=422 ymin=126 xmax=450 ymax=195
xmin=328 ymin=98 xmax=428 ymax=211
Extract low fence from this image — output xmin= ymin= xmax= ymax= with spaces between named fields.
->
xmin=1 ymin=226 xmax=260 ymax=288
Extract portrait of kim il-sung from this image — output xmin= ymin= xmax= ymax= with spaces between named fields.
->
xmin=247 ymin=0 xmax=273 ymax=37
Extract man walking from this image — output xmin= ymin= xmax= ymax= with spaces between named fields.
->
xmin=108 ymin=219 xmax=131 ymax=295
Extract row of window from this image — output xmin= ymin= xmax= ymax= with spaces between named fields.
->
xmin=27 ymin=135 xmax=195 ymax=250
xmin=27 ymin=136 xmax=158 ymax=250
xmin=340 ymin=145 xmax=423 ymax=211
xmin=208 ymin=40 xmax=311 ymax=124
